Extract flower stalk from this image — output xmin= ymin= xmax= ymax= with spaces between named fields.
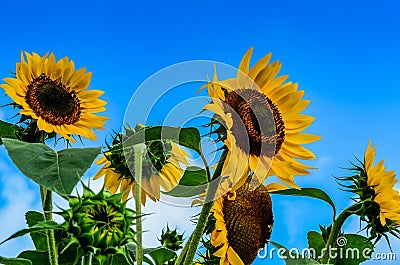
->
xmin=134 ymin=144 xmax=146 ymax=265
xmin=40 ymin=187 xmax=58 ymax=265
xmin=180 ymin=149 xmax=227 ymax=265
xmin=81 ymin=253 xmax=93 ymax=265
xmin=320 ymin=203 xmax=361 ymax=264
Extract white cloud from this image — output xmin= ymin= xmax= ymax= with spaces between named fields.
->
xmin=132 ymin=197 xmax=199 ymax=248
xmin=0 ymin=159 xmax=41 ymax=257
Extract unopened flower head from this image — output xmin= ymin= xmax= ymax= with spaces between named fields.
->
xmin=59 ymin=185 xmax=136 ymax=262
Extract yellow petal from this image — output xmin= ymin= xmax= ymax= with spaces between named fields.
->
xmin=249 ymin=52 xmax=272 ymax=81
xmin=227 ymin=246 xmax=244 ymax=265
xmin=265 ymin=183 xmax=289 ymax=192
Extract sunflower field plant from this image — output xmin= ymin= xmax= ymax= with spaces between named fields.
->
xmin=0 ymin=49 xmax=398 ymax=265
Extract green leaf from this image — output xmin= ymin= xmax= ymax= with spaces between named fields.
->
xmin=163 ymin=166 xmax=207 ymax=197
xmin=307 ymin=231 xmax=325 ymax=261
xmin=0 ymin=221 xmax=61 ymax=246
xmin=270 ymin=188 xmax=336 ymax=218
xmin=270 ymin=241 xmax=320 ymax=265
xmin=0 ymin=120 xmax=19 ymax=144
xmin=332 ymin=234 xmax=373 ymax=265
xmin=123 ymin=126 xmax=202 ymax=154
xmin=145 ymin=247 xmax=176 ymax=265
xmin=58 ymin=242 xmax=79 ymax=265
xmin=125 ymin=244 xmax=161 ymax=265
xmin=0 ymin=256 xmax=32 ymax=265
xmin=17 ymin=250 xmax=50 ymax=265
xmin=2 ymin=139 xmax=101 ymax=196
xmin=110 ymin=253 xmax=132 ymax=265
xmin=25 ymin=211 xmax=48 ymax=251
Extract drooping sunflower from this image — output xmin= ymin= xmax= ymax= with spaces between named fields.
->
xmin=0 ymin=52 xmax=108 ymax=142
xmin=210 ymin=183 xmax=273 ymax=265
xmin=204 ymin=48 xmax=320 ymax=191
xmin=94 ymin=129 xmax=190 ymax=205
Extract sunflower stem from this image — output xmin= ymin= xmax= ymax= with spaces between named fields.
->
xmin=200 ymin=153 xmax=212 ymax=182
xmin=320 ymin=203 xmax=361 ymax=264
xmin=180 ymin=149 xmax=228 ymax=265
xmin=40 ymin=187 xmax=59 ymax=265
xmin=134 ymin=144 xmax=145 ymax=265
xmin=175 ymin=234 xmax=192 ymax=265
xmin=81 ymin=253 xmax=92 ymax=265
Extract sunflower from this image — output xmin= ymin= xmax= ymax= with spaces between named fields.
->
xmin=0 ymin=52 xmax=108 ymax=142
xmin=94 ymin=131 xmax=190 ymax=205
xmin=339 ymin=141 xmax=400 ymax=241
xmin=204 ymin=48 xmax=320 ymax=191
xmin=210 ymin=183 xmax=273 ymax=265
xmin=364 ymin=141 xmax=400 ymax=227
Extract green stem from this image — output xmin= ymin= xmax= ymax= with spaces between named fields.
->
xmin=199 ymin=153 xmax=211 ymax=182
xmin=175 ymin=234 xmax=192 ymax=265
xmin=134 ymin=144 xmax=145 ymax=265
xmin=81 ymin=252 xmax=93 ymax=265
xmin=40 ymin=187 xmax=59 ymax=265
xmin=180 ymin=149 xmax=228 ymax=265
xmin=320 ymin=203 xmax=361 ymax=264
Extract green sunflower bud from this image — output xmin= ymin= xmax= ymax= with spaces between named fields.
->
xmin=159 ymin=226 xmax=184 ymax=251
xmin=59 ymin=185 xmax=136 ymax=263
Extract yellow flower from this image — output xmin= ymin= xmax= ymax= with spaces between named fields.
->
xmin=0 ymin=52 xmax=108 ymax=142
xmin=210 ymin=184 xmax=273 ymax=265
xmin=94 ymin=142 xmax=189 ymax=205
xmin=204 ymin=48 xmax=320 ymax=192
xmin=364 ymin=141 xmax=400 ymax=226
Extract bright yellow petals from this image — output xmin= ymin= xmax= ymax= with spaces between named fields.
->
xmin=364 ymin=141 xmax=400 ymax=226
xmin=93 ymin=143 xmax=189 ymax=206
xmin=204 ymin=48 xmax=319 ymax=193
xmin=0 ymin=52 xmax=109 ymax=142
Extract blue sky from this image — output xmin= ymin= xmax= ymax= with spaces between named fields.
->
xmin=1 ymin=0 xmax=400 ymax=264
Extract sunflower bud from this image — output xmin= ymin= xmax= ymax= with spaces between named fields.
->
xmin=159 ymin=226 xmax=184 ymax=251
xmin=59 ymin=185 xmax=136 ymax=262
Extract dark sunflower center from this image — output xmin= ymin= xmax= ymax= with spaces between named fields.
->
xmin=88 ymin=204 xmax=121 ymax=231
xmin=26 ymin=74 xmax=81 ymax=125
xmin=224 ymin=89 xmax=285 ymax=157
xmin=222 ymin=185 xmax=273 ymax=265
